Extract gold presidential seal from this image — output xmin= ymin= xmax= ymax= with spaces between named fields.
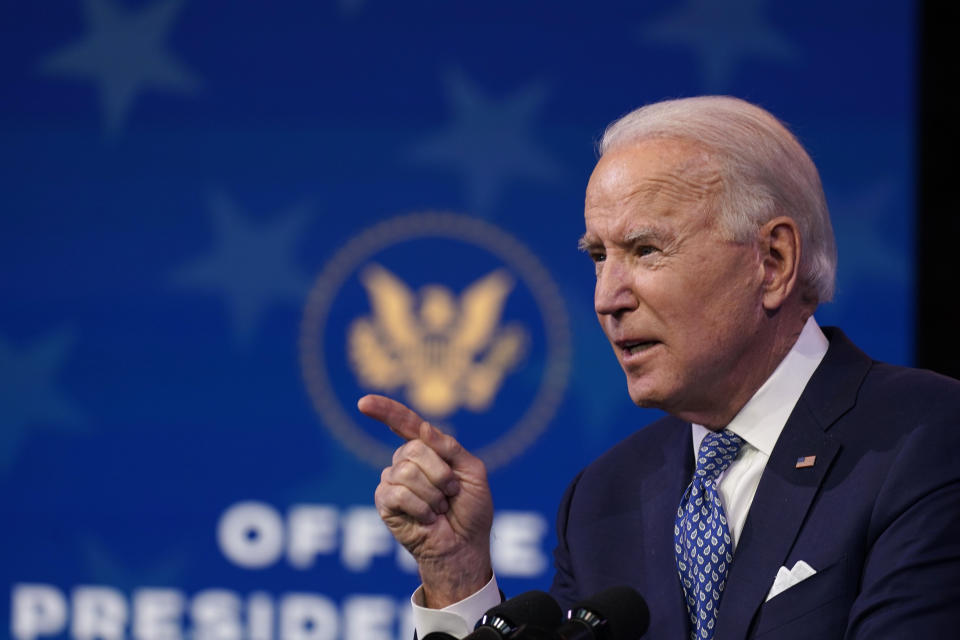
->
xmin=349 ymin=264 xmax=527 ymax=418
xmin=299 ymin=213 xmax=571 ymax=470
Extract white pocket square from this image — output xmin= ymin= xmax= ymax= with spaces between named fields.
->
xmin=765 ymin=560 xmax=817 ymax=602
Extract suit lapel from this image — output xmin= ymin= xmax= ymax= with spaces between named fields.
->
xmin=714 ymin=409 xmax=840 ymax=639
xmin=637 ymin=419 xmax=695 ymax=639
xmin=713 ymin=328 xmax=871 ymax=639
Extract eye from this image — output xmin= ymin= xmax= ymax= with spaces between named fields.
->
xmin=637 ymin=245 xmax=658 ymax=257
xmin=590 ymin=250 xmax=606 ymax=263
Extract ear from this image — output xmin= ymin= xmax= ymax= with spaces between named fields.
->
xmin=759 ymin=216 xmax=801 ymax=311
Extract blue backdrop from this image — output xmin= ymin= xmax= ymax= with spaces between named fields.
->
xmin=2 ymin=1 xmax=914 ymax=639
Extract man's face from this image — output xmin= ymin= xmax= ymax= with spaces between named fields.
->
xmin=581 ymin=138 xmax=768 ymax=422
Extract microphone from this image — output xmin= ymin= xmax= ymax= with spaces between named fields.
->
xmin=421 ymin=591 xmax=562 ymax=640
xmin=553 ymin=586 xmax=650 ymax=640
xmin=472 ymin=590 xmax=563 ymax=639
xmin=423 ymin=587 xmax=649 ymax=640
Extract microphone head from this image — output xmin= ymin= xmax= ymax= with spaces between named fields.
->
xmin=478 ymin=590 xmax=562 ymax=634
xmin=568 ymin=586 xmax=650 ymax=640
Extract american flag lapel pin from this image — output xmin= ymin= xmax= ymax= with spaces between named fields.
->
xmin=795 ymin=455 xmax=816 ymax=469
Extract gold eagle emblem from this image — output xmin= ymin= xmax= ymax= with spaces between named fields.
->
xmin=348 ymin=264 xmax=528 ymax=418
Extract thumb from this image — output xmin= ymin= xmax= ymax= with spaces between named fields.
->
xmin=419 ymin=421 xmax=479 ymax=473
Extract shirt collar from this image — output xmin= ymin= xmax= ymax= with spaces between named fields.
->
xmin=692 ymin=316 xmax=829 ymax=456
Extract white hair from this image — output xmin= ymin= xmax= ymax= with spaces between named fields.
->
xmin=599 ymin=96 xmax=836 ymax=304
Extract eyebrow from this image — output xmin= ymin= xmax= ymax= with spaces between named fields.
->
xmin=624 ymin=226 xmax=673 ymax=245
xmin=577 ymin=226 xmax=674 ymax=252
xmin=577 ymin=234 xmax=596 ymax=252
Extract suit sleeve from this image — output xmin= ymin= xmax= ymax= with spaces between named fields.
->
xmin=549 ymin=469 xmax=585 ymax=612
xmin=845 ymin=415 xmax=960 ymax=637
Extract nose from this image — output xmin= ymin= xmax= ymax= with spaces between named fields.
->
xmin=594 ymin=257 xmax=638 ymax=317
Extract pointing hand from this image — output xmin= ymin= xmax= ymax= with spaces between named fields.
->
xmin=359 ymin=394 xmax=494 ymax=608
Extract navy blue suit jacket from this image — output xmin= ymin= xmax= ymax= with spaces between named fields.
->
xmin=550 ymin=328 xmax=960 ymax=638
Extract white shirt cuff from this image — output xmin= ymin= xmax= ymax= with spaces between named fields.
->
xmin=411 ymin=574 xmax=502 ymax=638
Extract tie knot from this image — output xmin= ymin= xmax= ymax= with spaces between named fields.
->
xmin=695 ymin=429 xmax=744 ymax=482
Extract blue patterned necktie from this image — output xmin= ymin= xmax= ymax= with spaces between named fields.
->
xmin=674 ymin=429 xmax=744 ymax=640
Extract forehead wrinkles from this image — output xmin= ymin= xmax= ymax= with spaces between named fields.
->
xmin=629 ymin=154 xmax=723 ymax=209
xmin=586 ymin=141 xmax=723 ymax=212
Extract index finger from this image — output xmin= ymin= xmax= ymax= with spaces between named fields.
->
xmin=357 ymin=394 xmax=427 ymax=441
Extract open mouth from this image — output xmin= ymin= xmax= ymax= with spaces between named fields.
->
xmin=619 ymin=340 xmax=658 ymax=355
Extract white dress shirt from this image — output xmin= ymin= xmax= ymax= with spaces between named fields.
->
xmin=413 ymin=317 xmax=829 ymax=637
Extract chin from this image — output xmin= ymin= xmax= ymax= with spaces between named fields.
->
xmin=625 ymin=381 xmax=668 ymax=410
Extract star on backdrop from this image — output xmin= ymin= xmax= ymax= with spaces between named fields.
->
xmin=38 ymin=0 xmax=201 ymax=136
xmin=0 ymin=329 xmax=84 ymax=472
xmin=639 ymin=0 xmax=800 ymax=90
xmin=339 ymin=0 xmax=367 ymax=17
xmin=828 ymin=179 xmax=910 ymax=302
xmin=407 ymin=69 xmax=561 ymax=217
xmin=170 ymin=191 xmax=314 ymax=345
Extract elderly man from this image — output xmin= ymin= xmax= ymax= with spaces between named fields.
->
xmin=359 ymin=96 xmax=960 ymax=639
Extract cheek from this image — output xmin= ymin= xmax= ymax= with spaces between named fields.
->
xmin=693 ymin=257 xmax=761 ymax=314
